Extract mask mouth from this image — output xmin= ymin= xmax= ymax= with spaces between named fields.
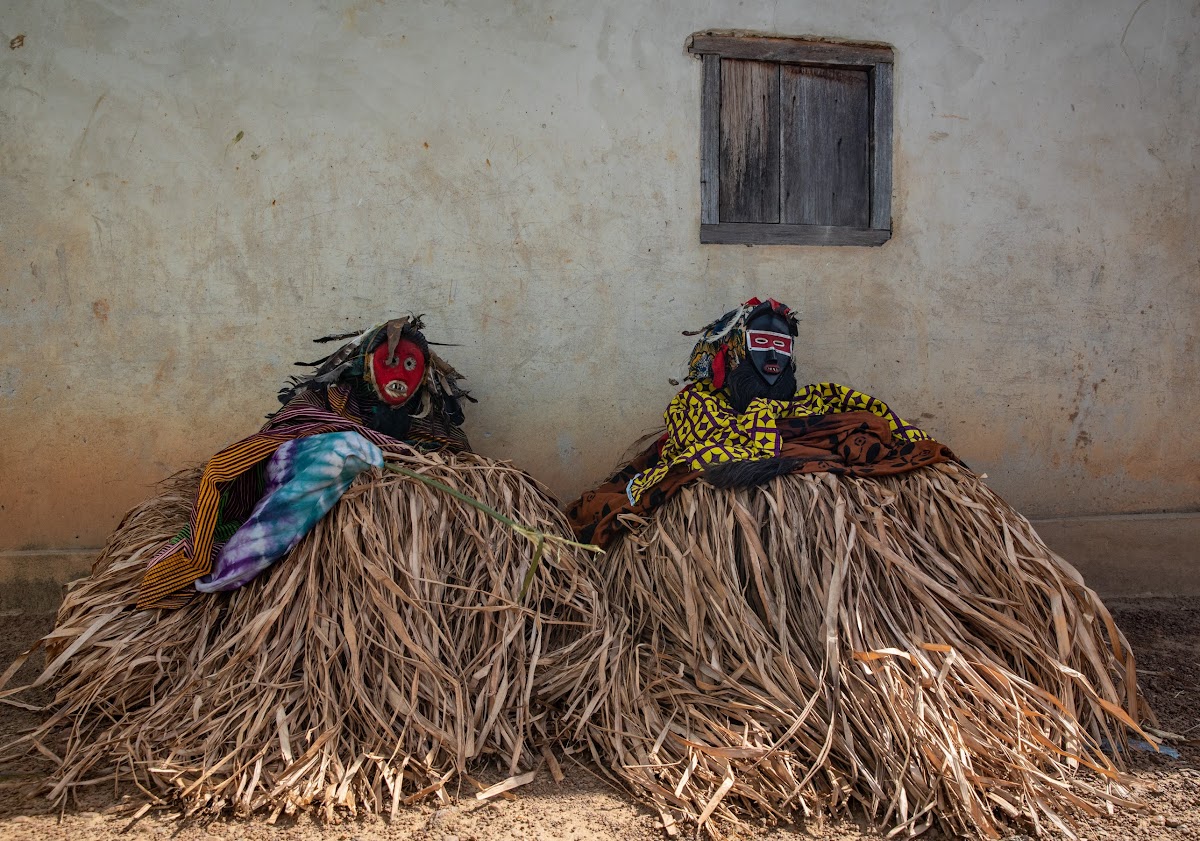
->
xmin=763 ymin=361 xmax=782 ymax=375
xmin=383 ymin=380 xmax=410 ymax=402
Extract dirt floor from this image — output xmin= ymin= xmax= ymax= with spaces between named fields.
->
xmin=0 ymin=598 xmax=1196 ymax=841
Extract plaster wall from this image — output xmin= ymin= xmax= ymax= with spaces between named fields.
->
xmin=1 ymin=0 xmax=1197 ymax=553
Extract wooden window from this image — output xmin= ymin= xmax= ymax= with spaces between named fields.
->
xmin=688 ymin=33 xmax=894 ymax=246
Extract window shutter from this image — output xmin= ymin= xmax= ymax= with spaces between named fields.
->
xmin=691 ymin=33 xmax=894 ymax=246
xmin=781 ymin=66 xmax=871 ymax=227
xmin=719 ymin=60 xmax=779 ymax=223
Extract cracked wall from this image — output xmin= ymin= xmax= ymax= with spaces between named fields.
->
xmin=1 ymin=0 xmax=1197 ymax=550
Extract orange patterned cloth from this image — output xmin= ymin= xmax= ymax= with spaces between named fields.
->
xmin=567 ymin=407 xmax=955 ymax=549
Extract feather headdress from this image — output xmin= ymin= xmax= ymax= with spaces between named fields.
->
xmin=682 ymin=297 xmax=798 ymax=389
xmin=278 ymin=315 xmax=475 ymax=451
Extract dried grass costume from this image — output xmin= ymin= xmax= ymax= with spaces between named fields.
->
xmin=0 ymin=317 xmax=606 ymax=820
xmin=561 ymin=298 xmax=1152 ymax=839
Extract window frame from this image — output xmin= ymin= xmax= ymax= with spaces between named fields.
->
xmin=688 ymin=32 xmax=895 ymax=246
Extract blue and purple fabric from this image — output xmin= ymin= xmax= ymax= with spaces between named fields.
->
xmin=195 ymin=431 xmax=383 ymax=593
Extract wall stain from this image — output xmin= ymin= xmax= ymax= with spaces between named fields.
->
xmin=91 ymin=299 xmax=109 ymax=322
xmin=9 ymin=34 xmax=25 ymax=49
xmin=153 ymin=347 xmax=178 ymax=385
xmin=55 ymin=245 xmax=70 ymax=304
xmin=72 ymin=94 xmax=107 ymax=164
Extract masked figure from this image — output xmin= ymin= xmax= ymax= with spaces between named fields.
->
xmin=560 ymin=295 xmax=1148 ymax=839
xmin=3 ymin=312 xmax=604 ymax=823
xmin=138 ymin=316 xmax=474 ymax=608
xmin=570 ymin=297 xmax=952 ymax=547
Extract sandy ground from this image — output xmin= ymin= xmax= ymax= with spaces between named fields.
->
xmin=0 ymin=598 xmax=1195 ymax=841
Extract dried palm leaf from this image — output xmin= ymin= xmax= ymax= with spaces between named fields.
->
xmin=1 ymin=448 xmax=606 ymax=820
xmin=545 ymin=463 xmax=1151 ymax=838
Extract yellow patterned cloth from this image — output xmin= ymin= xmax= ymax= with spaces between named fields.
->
xmin=626 ymin=381 xmax=932 ymax=504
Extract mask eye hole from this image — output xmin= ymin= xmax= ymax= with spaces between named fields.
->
xmin=749 ymin=331 xmax=789 ymax=351
xmin=403 ymin=356 xmax=417 ymax=371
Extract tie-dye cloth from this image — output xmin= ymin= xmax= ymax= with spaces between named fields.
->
xmin=194 ymin=431 xmax=383 ymax=593
xmin=140 ymin=388 xmax=415 ymax=610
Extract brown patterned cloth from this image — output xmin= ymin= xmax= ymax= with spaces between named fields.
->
xmin=566 ymin=411 xmax=957 ymax=549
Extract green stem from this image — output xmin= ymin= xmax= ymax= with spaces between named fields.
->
xmin=382 ymin=461 xmax=603 ymax=601
xmin=520 ymin=535 xmax=546 ymax=603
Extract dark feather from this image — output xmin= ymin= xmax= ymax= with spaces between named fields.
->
xmin=726 ymin=360 xmax=797 ymax=414
xmin=314 ymin=328 xmax=369 ymax=343
xmin=702 ymin=457 xmax=805 ymax=490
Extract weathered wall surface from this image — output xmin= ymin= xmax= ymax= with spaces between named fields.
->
xmin=2 ymin=1 xmax=1197 ymax=559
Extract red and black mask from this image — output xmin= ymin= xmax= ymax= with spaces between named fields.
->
xmin=367 ymin=336 xmax=426 ymax=406
xmin=745 ymin=306 xmax=794 ymax=386
xmin=725 ymin=301 xmax=799 ymax=413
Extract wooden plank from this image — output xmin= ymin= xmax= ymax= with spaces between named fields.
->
xmin=700 ymin=223 xmax=890 ymax=246
xmin=780 ymin=66 xmax=870 ymax=227
xmin=700 ymin=54 xmax=720 ymax=225
xmin=870 ymin=61 xmax=894 ymax=231
xmin=689 ymin=34 xmax=893 ymax=66
xmin=719 ymin=59 xmax=779 ymax=223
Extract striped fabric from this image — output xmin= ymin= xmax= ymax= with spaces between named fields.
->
xmin=137 ymin=387 xmax=441 ymax=610
xmin=195 ymin=431 xmax=384 ymax=594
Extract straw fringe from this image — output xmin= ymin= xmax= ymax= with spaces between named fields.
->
xmin=548 ymin=462 xmax=1150 ymax=838
xmin=1 ymin=456 xmax=1152 ymax=836
xmin=1 ymin=448 xmax=606 ymax=819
